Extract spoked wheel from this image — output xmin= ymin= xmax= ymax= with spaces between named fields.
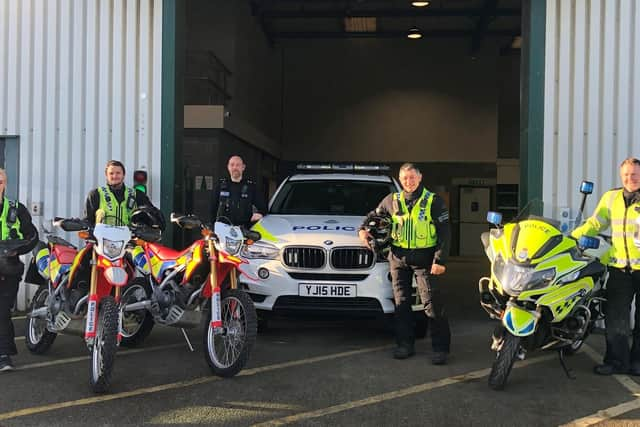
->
xmin=488 ymin=332 xmax=521 ymax=390
xmin=90 ymin=296 xmax=119 ymax=393
xmin=119 ymin=277 xmax=154 ymax=348
xmin=203 ymin=288 xmax=257 ymax=377
xmin=25 ymin=285 xmax=57 ymax=354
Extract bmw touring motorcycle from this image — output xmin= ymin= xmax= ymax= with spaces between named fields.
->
xmin=24 ymin=211 xmax=158 ymax=392
xmin=121 ymin=213 xmax=259 ymax=377
xmin=479 ymin=181 xmax=609 ymax=390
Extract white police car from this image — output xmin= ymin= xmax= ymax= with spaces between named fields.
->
xmin=239 ymin=165 xmax=426 ymax=331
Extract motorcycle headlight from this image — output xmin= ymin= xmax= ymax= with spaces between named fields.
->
xmin=224 ymin=237 xmax=242 ymax=256
xmin=496 ymin=261 xmax=555 ymax=296
xmin=103 ymin=238 xmax=125 ymax=259
xmin=241 ymin=241 xmax=280 ymax=260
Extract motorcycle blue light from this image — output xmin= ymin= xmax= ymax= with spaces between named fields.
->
xmin=578 ymin=236 xmax=599 ymax=250
xmin=487 ymin=211 xmax=502 ymax=225
xmin=580 ymin=181 xmax=594 ymax=194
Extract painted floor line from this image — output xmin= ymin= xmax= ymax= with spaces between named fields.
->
xmin=0 ymin=344 xmax=392 ymax=421
xmin=11 ymin=315 xmax=26 ymax=320
xmin=252 ymin=353 xmax=558 ymax=427
xmin=15 ymin=342 xmax=187 ymax=371
xmin=560 ymin=344 xmax=640 ymax=427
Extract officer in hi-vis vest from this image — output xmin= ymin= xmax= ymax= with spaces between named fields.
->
xmin=359 ymin=163 xmax=451 ymax=364
xmin=211 ymin=155 xmax=266 ymax=227
xmin=84 ymin=160 xmax=162 ymax=227
xmin=0 ymin=168 xmax=38 ymax=372
xmin=572 ymin=157 xmax=640 ymax=376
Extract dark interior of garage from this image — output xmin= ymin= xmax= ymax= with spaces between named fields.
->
xmin=180 ymin=0 xmax=522 ymax=255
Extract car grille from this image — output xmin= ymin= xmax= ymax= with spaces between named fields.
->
xmin=330 ymin=248 xmax=374 ymax=269
xmin=282 ymin=247 xmax=325 ymax=268
xmin=273 ymin=296 xmax=383 ymax=313
xmin=288 ymin=272 xmax=369 ymax=281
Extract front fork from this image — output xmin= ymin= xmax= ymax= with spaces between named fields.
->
xmin=84 ymin=251 xmax=123 ymax=347
xmin=209 ymin=240 xmax=223 ymax=332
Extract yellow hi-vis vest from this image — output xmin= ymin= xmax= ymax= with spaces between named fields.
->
xmin=0 ymin=197 xmax=22 ymax=240
xmin=390 ymin=188 xmax=437 ymax=249
xmin=97 ymin=186 xmax=137 ymax=225
xmin=572 ymin=188 xmax=640 ymax=270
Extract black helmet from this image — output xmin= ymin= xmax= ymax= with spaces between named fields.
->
xmin=365 ymin=208 xmax=392 ymax=253
xmin=131 ymin=206 xmax=166 ymax=231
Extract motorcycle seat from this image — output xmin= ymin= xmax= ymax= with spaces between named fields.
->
xmin=52 ymin=245 xmax=77 ymax=264
xmin=146 ymin=243 xmax=191 ymax=260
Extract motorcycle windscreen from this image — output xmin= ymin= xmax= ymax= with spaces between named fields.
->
xmin=503 ymin=305 xmax=539 ymax=336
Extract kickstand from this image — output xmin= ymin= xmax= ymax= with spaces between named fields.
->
xmin=558 ymin=348 xmax=575 ymax=379
xmin=181 ymin=328 xmax=195 ymax=352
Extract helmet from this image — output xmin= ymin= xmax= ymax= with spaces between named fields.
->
xmin=131 ymin=206 xmax=166 ymax=231
xmin=365 ymin=208 xmax=392 ymax=254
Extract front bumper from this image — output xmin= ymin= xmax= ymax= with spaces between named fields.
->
xmin=239 ymin=259 xmax=397 ymax=314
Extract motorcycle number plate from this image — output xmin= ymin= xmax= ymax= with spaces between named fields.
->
xmin=298 ymin=283 xmax=356 ymax=298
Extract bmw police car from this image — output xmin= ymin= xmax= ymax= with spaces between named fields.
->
xmin=239 ymin=164 xmax=425 ymax=329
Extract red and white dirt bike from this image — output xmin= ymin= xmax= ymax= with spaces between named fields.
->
xmin=122 ymin=213 xmax=260 ymax=377
xmin=25 ymin=211 xmax=158 ymax=392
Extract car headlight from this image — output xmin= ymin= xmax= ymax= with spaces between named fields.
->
xmin=241 ymin=241 xmax=280 ymax=259
xmin=224 ymin=237 xmax=242 ymax=256
xmin=495 ymin=260 xmax=555 ymax=296
xmin=103 ymin=238 xmax=125 ymax=259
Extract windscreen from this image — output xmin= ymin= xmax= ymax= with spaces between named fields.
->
xmin=270 ymin=180 xmax=396 ymax=216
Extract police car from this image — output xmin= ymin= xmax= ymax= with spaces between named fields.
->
xmin=239 ymin=164 xmax=426 ymax=331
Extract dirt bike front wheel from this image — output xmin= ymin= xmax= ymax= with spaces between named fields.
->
xmin=488 ymin=332 xmax=521 ymax=391
xmin=25 ymin=285 xmax=57 ymax=354
xmin=203 ymin=288 xmax=257 ymax=377
xmin=90 ymin=296 xmax=119 ymax=393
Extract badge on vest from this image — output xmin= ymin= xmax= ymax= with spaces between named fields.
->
xmin=220 ymin=191 xmax=230 ymax=196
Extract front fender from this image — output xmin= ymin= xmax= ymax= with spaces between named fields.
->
xmin=503 ymin=303 xmax=540 ymax=337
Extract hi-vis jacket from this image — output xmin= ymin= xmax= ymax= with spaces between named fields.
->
xmin=572 ymin=188 xmax=640 ymax=270
xmin=361 ymin=185 xmax=451 ymax=264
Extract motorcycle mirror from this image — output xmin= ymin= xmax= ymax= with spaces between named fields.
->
xmin=486 ymin=211 xmax=502 ymax=225
xmin=170 ymin=212 xmax=180 ymax=223
xmin=579 ymin=181 xmax=594 ymax=195
xmin=578 ymin=235 xmax=600 ymax=250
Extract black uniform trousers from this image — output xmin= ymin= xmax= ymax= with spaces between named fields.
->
xmin=603 ymin=268 xmax=640 ymax=371
xmin=389 ymin=246 xmax=451 ymax=352
xmin=0 ymin=275 xmax=20 ymax=356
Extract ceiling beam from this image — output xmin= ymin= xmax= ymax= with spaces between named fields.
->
xmin=256 ymin=8 xmax=521 ymax=19
xmin=272 ymin=29 xmax=520 ymax=39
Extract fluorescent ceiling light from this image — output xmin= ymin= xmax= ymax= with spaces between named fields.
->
xmin=407 ymin=27 xmax=422 ymax=39
xmin=411 ymin=1 xmax=430 ymax=7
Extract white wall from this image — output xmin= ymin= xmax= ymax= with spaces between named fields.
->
xmin=0 ymin=0 xmax=164 ymax=308
xmin=0 ymin=0 xmax=163 ymax=222
xmin=543 ymin=0 xmax=640 ymax=219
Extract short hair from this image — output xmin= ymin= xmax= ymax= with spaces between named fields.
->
xmin=399 ymin=162 xmax=421 ymax=175
xmin=620 ymin=157 xmax=640 ymax=168
xmin=105 ymin=160 xmax=126 ymax=175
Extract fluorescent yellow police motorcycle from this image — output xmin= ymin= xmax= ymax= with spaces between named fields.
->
xmin=479 ymin=181 xmax=608 ymax=390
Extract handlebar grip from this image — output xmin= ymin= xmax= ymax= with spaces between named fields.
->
xmin=244 ymin=230 xmax=261 ymax=242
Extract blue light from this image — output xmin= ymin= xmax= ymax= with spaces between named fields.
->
xmin=487 ymin=211 xmax=503 ymax=225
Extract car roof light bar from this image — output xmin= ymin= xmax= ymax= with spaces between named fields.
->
xmin=296 ymin=163 xmax=390 ymax=171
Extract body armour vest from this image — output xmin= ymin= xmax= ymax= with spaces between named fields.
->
xmin=390 ymin=188 xmax=437 ymax=249
xmin=97 ymin=186 xmax=137 ymax=224
xmin=0 ymin=197 xmax=22 ymax=240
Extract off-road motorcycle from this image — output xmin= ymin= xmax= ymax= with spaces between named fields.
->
xmin=121 ymin=213 xmax=260 ymax=377
xmin=25 ymin=211 xmax=158 ymax=392
xmin=479 ymin=181 xmax=609 ymax=390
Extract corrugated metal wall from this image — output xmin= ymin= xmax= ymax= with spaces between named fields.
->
xmin=543 ymin=0 xmax=640 ymax=221
xmin=0 ymin=0 xmax=163 ymax=223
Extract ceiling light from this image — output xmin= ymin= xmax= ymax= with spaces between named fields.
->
xmin=411 ymin=1 xmax=430 ymax=6
xmin=407 ymin=27 xmax=422 ymax=39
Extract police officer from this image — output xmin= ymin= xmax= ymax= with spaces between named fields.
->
xmin=359 ymin=163 xmax=451 ymax=363
xmin=572 ymin=157 xmax=640 ymax=376
xmin=0 ymin=168 xmax=38 ymax=371
xmin=211 ymin=155 xmax=266 ymax=227
xmin=85 ymin=160 xmax=162 ymax=227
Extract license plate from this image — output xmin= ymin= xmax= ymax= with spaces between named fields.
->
xmin=298 ymin=283 xmax=356 ymax=298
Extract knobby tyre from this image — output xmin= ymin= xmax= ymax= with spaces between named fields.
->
xmin=90 ymin=296 xmax=119 ymax=393
xmin=203 ymin=288 xmax=257 ymax=377
xmin=119 ymin=277 xmax=154 ymax=348
xmin=488 ymin=332 xmax=520 ymax=390
xmin=25 ymin=285 xmax=57 ymax=354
